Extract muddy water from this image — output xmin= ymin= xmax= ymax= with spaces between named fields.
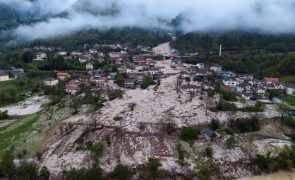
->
xmin=239 ymin=171 xmax=295 ymax=180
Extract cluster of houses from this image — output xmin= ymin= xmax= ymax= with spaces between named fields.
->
xmin=179 ymin=62 xmax=295 ymax=100
xmin=0 ymin=68 xmax=25 ymax=82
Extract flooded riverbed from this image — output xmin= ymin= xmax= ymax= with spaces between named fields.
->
xmin=240 ymin=171 xmax=295 ymax=180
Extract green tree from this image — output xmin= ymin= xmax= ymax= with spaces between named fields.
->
xmin=180 ymin=126 xmax=200 ymax=143
xmin=15 ymin=162 xmax=38 ymax=180
xmin=209 ymin=119 xmax=220 ymax=130
xmin=90 ymin=142 xmax=104 ymax=163
xmin=205 ymin=147 xmax=214 ymax=158
xmin=113 ymin=164 xmax=133 ymax=180
xmin=39 ymin=166 xmax=50 ymax=180
xmin=0 ymin=150 xmax=14 ymax=177
xmin=140 ymin=75 xmax=154 ymax=89
xmin=225 ymin=136 xmax=237 ymax=149
xmin=148 ymin=158 xmax=162 ymax=179
xmin=22 ymin=50 xmax=34 ymax=63
xmin=115 ymin=74 xmax=126 ymax=87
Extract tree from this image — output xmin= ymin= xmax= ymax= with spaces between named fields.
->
xmin=225 ymin=135 xmax=237 ymax=149
xmin=115 ymin=73 xmax=126 ymax=87
xmin=39 ymin=166 xmax=50 ymax=180
xmin=15 ymin=162 xmax=38 ymax=180
xmin=148 ymin=158 xmax=162 ymax=179
xmin=140 ymin=75 xmax=154 ymax=89
xmin=113 ymin=164 xmax=133 ymax=180
xmin=0 ymin=150 xmax=14 ymax=177
xmin=180 ymin=126 xmax=200 ymax=143
xmin=205 ymin=147 xmax=214 ymax=158
xmin=22 ymin=50 xmax=34 ymax=63
xmin=209 ymin=119 xmax=220 ymax=130
xmin=241 ymin=134 xmax=257 ymax=160
xmin=240 ymin=98 xmax=246 ymax=110
xmin=90 ymin=142 xmax=104 ymax=163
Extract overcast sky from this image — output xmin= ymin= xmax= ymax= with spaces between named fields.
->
xmin=1 ymin=0 xmax=295 ymax=41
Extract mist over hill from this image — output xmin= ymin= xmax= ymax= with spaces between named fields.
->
xmin=0 ymin=0 xmax=295 ymax=44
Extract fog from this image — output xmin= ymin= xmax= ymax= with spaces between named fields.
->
xmin=1 ymin=0 xmax=295 ymax=41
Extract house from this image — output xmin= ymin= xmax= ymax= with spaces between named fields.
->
xmin=286 ymin=84 xmax=295 ymax=96
xmin=195 ymin=68 xmax=208 ymax=77
xmin=0 ymin=70 xmax=9 ymax=81
xmin=264 ymin=78 xmax=285 ymax=90
xmin=11 ymin=68 xmax=24 ymax=78
xmin=236 ymin=82 xmax=252 ymax=93
xmin=93 ymin=69 xmax=103 ymax=78
xmin=171 ymin=58 xmax=181 ymax=66
xmin=264 ymin=77 xmax=280 ymax=84
xmin=44 ymin=78 xmax=59 ymax=86
xmin=241 ymin=93 xmax=251 ymax=100
xmin=182 ymin=84 xmax=199 ymax=93
xmin=218 ymin=71 xmax=236 ymax=78
xmin=223 ymin=78 xmax=238 ymax=88
xmin=96 ymin=77 xmax=108 ymax=87
xmin=255 ymin=87 xmax=266 ymax=98
xmin=86 ymin=63 xmax=94 ymax=70
xmin=124 ymin=79 xmax=136 ymax=88
xmin=196 ymin=63 xmax=205 ymax=69
xmin=56 ymin=72 xmax=70 ymax=80
xmin=58 ymin=51 xmax=67 ymax=56
xmin=34 ymin=52 xmax=47 ymax=61
xmin=79 ymin=74 xmax=92 ymax=85
xmin=202 ymin=128 xmax=216 ymax=141
xmin=210 ymin=64 xmax=222 ymax=72
xmin=65 ymin=85 xmax=80 ymax=95
xmin=107 ymin=72 xmax=117 ymax=80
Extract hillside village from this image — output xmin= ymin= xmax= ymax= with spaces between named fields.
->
xmin=0 ymin=41 xmax=295 ymax=179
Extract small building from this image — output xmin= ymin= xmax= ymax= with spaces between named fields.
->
xmin=124 ymin=79 xmax=136 ymax=88
xmin=241 ymin=93 xmax=251 ymax=100
xmin=171 ymin=58 xmax=181 ymax=66
xmin=210 ymin=64 xmax=222 ymax=72
xmin=264 ymin=77 xmax=280 ymax=84
xmin=86 ymin=63 xmax=94 ymax=70
xmin=286 ymin=83 xmax=295 ymax=96
xmin=202 ymin=128 xmax=216 ymax=141
xmin=11 ymin=68 xmax=25 ymax=78
xmin=196 ymin=63 xmax=205 ymax=69
xmin=223 ymin=78 xmax=238 ymax=88
xmin=65 ymin=85 xmax=80 ymax=95
xmin=0 ymin=70 xmax=9 ymax=82
xmin=236 ymin=82 xmax=252 ymax=93
xmin=182 ymin=84 xmax=199 ymax=93
xmin=195 ymin=68 xmax=208 ymax=77
xmin=34 ymin=52 xmax=47 ymax=61
xmin=56 ymin=72 xmax=71 ymax=80
xmin=79 ymin=74 xmax=92 ymax=85
xmin=44 ymin=78 xmax=59 ymax=86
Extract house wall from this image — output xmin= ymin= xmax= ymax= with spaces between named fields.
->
xmin=0 ymin=75 xmax=9 ymax=81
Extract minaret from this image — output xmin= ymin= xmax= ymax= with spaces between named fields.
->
xmin=219 ymin=44 xmax=222 ymax=56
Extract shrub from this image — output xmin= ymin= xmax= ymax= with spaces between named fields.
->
xmin=216 ymin=100 xmax=237 ymax=111
xmin=210 ymin=119 xmax=220 ymax=130
xmin=220 ymin=90 xmax=237 ymax=101
xmin=148 ymin=158 xmax=162 ymax=179
xmin=140 ymin=75 xmax=155 ymax=89
xmin=113 ymin=164 xmax=133 ymax=180
xmin=0 ymin=110 xmax=9 ymax=120
xmin=180 ymin=126 xmax=200 ymax=143
xmin=234 ymin=117 xmax=260 ymax=133
xmin=205 ymin=147 xmax=214 ymax=158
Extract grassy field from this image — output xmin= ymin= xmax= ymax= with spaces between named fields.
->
xmin=0 ymin=114 xmax=39 ymax=153
xmin=0 ymin=72 xmax=52 ymax=107
xmin=0 ymin=106 xmax=74 ymax=157
xmin=281 ymin=76 xmax=295 ymax=84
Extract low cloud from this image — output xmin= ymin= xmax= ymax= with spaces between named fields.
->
xmin=2 ymin=0 xmax=295 ymax=41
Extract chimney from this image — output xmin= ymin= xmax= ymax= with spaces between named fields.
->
xmin=219 ymin=44 xmax=222 ymax=56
